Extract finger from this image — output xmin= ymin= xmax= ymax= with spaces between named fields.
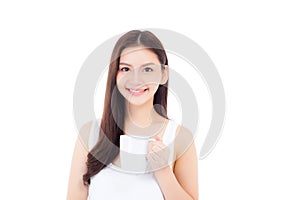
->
xmin=152 ymin=143 xmax=167 ymax=154
xmin=148 ymin=141 xmax=155 ymax=151
xmin=156 ymin=142 xmax=166 ymax=149
xmin=147 ymin=152 xmax=159 ymax=163
xmin=148 ymin=137 xmax=159 ymax=148
xmin=148 ymin=151 xmax=161 ymax=162
xmin=152 ymin=145 xmax=163 ymax=153
xmin=155 ymin=135 xmax=162 ymax=141
xmin=148 ymin=141 xmax=162 ymax=151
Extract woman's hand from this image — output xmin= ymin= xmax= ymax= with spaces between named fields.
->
xmin=146 ymin=136 xmax=170 ymax=171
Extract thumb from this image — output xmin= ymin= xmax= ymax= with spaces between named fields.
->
xmin=155 ymin=135 xmax=162 ymax=141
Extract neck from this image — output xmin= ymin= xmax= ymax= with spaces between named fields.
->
xmin=124 ymin=100 xmax=159 ymax=128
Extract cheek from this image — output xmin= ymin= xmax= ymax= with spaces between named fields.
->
xmin=148 ymin=84 xmax=160 ymax=95
xmin=116 ymin=73 xmax=126 ymax=87
xmin=116 ymin=73 xmax=120 ymax=84
xmin=143 ymin=72 xmax=163 ymax=84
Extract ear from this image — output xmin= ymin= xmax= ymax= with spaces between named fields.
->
xmin=160 ymin=65 xmax=169 ymax=85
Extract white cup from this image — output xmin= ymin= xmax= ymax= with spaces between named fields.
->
xmin=120 ymin=135 xmax=154 ymax=173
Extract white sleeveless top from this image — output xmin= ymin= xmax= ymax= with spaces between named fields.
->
xmin=88 ymin=119 xmax=178 ymax=200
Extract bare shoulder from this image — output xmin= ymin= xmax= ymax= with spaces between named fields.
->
xmin=174 ymin=124 xmax=196 ymax=160
xmin=76 ymin=119 xmax=95 ymax=151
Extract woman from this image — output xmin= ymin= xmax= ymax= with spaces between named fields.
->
xmin=67 ymin=30 xmax=198 ymax=200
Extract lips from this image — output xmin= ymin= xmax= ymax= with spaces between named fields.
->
xmin=126 ymin=88 xmax=149 ymax=96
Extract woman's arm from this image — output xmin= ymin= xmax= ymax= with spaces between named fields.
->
xmin=66 ymin=121 xmax=92 ymax=200
xmin=148 ymin=126 xmax=199 ymax=200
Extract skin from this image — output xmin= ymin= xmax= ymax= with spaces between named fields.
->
xmin=67 ymin=47 xmax=199 ymax=200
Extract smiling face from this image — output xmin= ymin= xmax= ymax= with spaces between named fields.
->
xmin=116 ymin=46 xmax=168 ymax=106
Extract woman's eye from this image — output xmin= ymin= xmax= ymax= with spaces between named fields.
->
xmin=120 ymin=67 xmax=130 ymax=72
xmin=143 ymin=67 xmax=153 ymax=72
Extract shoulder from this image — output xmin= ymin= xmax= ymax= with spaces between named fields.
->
xmin=173 ymin=123 xmax=196 ymax=160
xmin=76 ymin=119 xmax=96 ymax=152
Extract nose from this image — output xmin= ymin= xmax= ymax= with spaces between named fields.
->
xmin=124 ymin=70 xmax=145 ymax=89
xmin=130 ymin=70 xmax=143 ymax=84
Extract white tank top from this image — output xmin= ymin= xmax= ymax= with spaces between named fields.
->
xmin=88 ymin=119 xmax=178 ymax=200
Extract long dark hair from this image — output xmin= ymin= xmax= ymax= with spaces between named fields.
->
xmin=83 ymin=30 xmax=169 ymax=185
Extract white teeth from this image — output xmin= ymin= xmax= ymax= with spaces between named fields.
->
xmin=131 ymin=89 xmax=141 ymax=92
xmin=128 ymin=88 xmax=148 ymax=93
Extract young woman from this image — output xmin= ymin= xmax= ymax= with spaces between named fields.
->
xmin=67 ymin=30 xmax=198 ymax=200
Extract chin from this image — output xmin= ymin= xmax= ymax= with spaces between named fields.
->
xmin=125 ymin=99 xmax=152 ymax=106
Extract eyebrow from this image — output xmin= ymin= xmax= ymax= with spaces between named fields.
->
xmin=119 ymin=62 xmax=157 ymax=67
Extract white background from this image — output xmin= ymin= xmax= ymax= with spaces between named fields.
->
xmin=0 ymin=0 xmax=299 ymax=199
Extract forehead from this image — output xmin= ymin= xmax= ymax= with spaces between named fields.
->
xmin=120 ymin=47 xmax=160 ymax=64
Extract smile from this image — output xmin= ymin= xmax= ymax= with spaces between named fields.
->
xmin=126 ymin=88 xmax=149 ymax=96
